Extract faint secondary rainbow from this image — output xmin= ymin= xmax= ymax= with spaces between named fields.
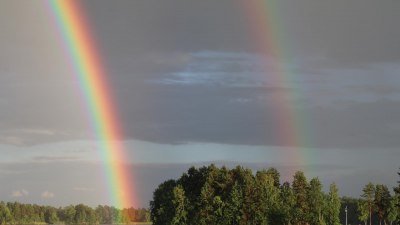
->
xmin=47 ymin=0 xmax=137 ymax=208
xmin=241 ymin=0 xmax=310 ymax=172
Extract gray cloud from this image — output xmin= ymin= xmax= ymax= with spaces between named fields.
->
xmin=1 ymin=0 xmax=400 ymax=207
xmin=1 ymin=0 xmax=400 ymax=149
xmin=1 ymin=159 xmax=397 ymax=207
xmin=33 ymin=156 xmax=81 ymax=162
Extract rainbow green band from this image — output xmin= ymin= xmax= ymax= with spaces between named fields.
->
xmin=47 ymin=0 xmax=136 ymax=208
xmin=241 ymin=0 xmax=310 ymax=171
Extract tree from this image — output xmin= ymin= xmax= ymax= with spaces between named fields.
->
xmin=387 ymin=197 xmax=398 ymax=225
xmin=179 ymin=165 xmax=209 ymax=225
xmin=150 ymin=179 xmax=177 ymax=225
xmin=223 ymin=181 xmax=243 ymax=225
xmin=362 ymin=182 xmax=376 ymax=225
xmin=44 ymin=207 xmax=59 ymax=224
xmin=394 ymin=168 xmax=400 ymax=209
xmin=255 ymin=169 xmax=279 ymax=225
xmin=292 ymin=171 xmax=310 ymax=225
xmin=375 ymin=184 xmax=391 ymax=225
xmin=280 ymin=182 xmax=296 ymax=225
xmin=326 ymin=183 xmax=341 ymax=225
xmin=0 ymin=202 xmax=13 ymax=225
xmin=62 ymin=205 xmax=76 ymax=225
xmin=266 ymin=167 xmax=281 ymax=188
xmin=358 ymin=200 xmax=369 ymax=225
xmin=308 ymin=177 xmax=325 ymax=225
xmin=171 ymin=185 xmax=187 ymax=225
xmin=238 ymin=167 xmax=257 ymax=224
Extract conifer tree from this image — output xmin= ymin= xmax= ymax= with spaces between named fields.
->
xmin=362 ymin=182 xmax=376 ymax=225
xmin=280 ymin=182 xmax=296 ymax=225
xmin=358 ymin=200 xmax=369 ymax=225
xmin=292 ymin=171 xmax=310 ymax=225
xmin=308 ymin=177 xmax=325 ymax=225
xmin=374 ymin=184 xmax=391 ymax=225
xmin=326 ymin=183 xmax=341 ymax=225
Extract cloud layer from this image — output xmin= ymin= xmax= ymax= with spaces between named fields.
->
xmin=1 ymin=0 xmax=400 ymax=207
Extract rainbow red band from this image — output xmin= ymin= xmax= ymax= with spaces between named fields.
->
xmin=47 ymin=0 xmax=136 ymax=208
xmin=241 ymin=0 xmax=308 ymax=171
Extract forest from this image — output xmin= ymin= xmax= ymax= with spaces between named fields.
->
xmin=1 ymin=165 xmax=399 ymax=225
xmin=0 ymin=202 xmax=150 ymax=225
xmin=150 ymin=165 xmax=400 ymax=225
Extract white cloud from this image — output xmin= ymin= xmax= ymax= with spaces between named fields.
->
xmin=11 ymin=189 xmax=29 ymax=197
xmin=41 ymin=191 xmax=55 ymax=198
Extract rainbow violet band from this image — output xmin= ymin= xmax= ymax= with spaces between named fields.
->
xmin=241 ymin=0 xmax=308 ymax=171
xmin=47 ymin=0 xmax=137 ymax=208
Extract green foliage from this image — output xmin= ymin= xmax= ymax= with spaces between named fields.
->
xmin=279 ymin=182 xmax=296 ymax=225
xmin=308 ymin=177 xmax=325 ymax=225
xmin=171 ymin=185 xmax=187 ymax=225
xmin=358 ymin=200 xmax=370 ymax=225
xmin=363 ymin=182 xmax=376 ymax=225
xmin=0 ymin=202 xmax=13 ymax=225
xmin=0 ymin=201 xmax=149 ymax=225
xmin=325 ymin=183 xmax=341 ymax=225
xmin=292 ymin=171 xmax=310 ymax=225
xmin=44 ymin=207 xmax=59 ymax=224
xmin=387 ymin=197 xmax=398 ymax=225
xmin=150 ymin=179 xmax=177 ymax=225
xmin=374 ymin=184 xmax=391 ymax=225
xmin=150 ymin=165 xmax=343 ymax=225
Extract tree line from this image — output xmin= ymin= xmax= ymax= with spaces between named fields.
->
xmin=338 ymin=169 xmax=400 ymax=225
xmin=0 ymin=202 xmax=150 ymax=225
xmin=150 ymin=164 xmax=342 ymax=225
xmin=151 ymin=165 xmax=400 ymax=225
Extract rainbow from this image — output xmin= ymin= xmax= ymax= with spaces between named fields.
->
xmin=47 ymin=0 xmax=137 ymax=208
xmin=241 ymin=1 xmax=309 ymax=172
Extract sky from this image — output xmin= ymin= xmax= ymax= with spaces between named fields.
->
xmin=1 ymin=0 xmax=400 ymax=207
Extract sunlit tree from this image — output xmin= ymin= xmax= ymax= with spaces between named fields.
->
xmin=362 ymin=182 xmax=376 ymax=225
xmin=326 ymin=183 xmax=341 ymax=225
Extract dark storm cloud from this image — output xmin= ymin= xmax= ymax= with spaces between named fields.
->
xmin=279 ymin=0 xmax=400 ymax=64
xmin=110 ymin=50 xmax=400 ymax=149
xmin=81 ymin=0 xmax=400 ymax=64
xmin=1 ymin=0 xmax=400 ymax=149
xmin=82 ymin=0 xmax=251 ymax=54
xmin=118 ymin=83 xmax=400 ymax=148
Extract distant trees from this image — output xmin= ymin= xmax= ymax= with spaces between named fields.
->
xmin=150 ymin=164 xmax=341 ymax=225
xmin=0 ymin=202 xmax=150 ymax=225
xmin=0 ymin=202 xmax=12 ymax=225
